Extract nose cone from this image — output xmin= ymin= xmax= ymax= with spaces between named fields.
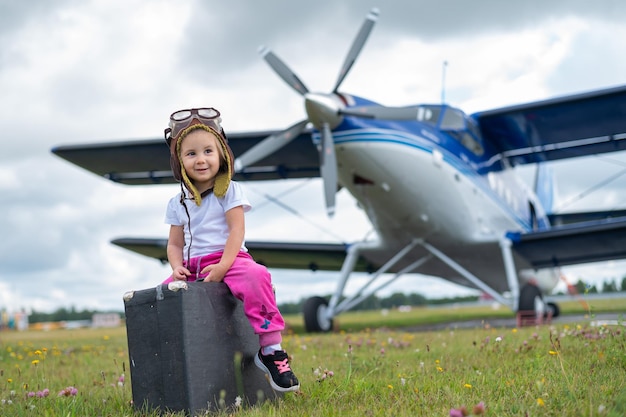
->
xmin=304 ymin=93 xmax=344 ymax=130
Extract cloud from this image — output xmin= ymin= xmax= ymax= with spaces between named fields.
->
xmin=1 ymin=0 xmax=625 ymax=314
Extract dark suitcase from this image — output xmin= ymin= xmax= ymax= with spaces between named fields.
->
xmin=123 ymin=281 xmax=280 ymax=414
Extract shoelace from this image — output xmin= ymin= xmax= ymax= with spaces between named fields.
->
xmin=274 ymin=358 xmax=292 ymax=374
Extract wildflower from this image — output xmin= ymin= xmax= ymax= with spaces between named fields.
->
xmin=118 ymin=374 xmax=125 ymax=387
xmin=31 ymin=360 xmax=39 ymax=366
xmin=436 ymin=366 xmax=444 ymax=372
xmin=495 ymin=336 xmax=502 ymax=342
xmin=512 ymin=328 xmax=518 ymax=333
xmin=473 ymin=401 xmax=485 ymax=415
xmin=234 ymin=396 xmax=242 ymax=408
xmin=387 ymin=384 xmax=393 ymax=389
xmin=6 ymin=378 xmax=12 ymax=383
xmin=400 ymin=378 xmax=406 ymax=386
xmin=449 ymin=406 xmax=469 ymax=416
xmin=313 ymin=367 xmax=334 ymax=382
xmin=58 ymin=386 xmax=78 ymax=397
xmin=537 ymin=398 xmax=545 ymax=406
xmin=37 ymin=389 xmax=49 ymax=398
xmin=464 ymin=383 xmax=472 ymax=389
xmin=27 ymin=391 xmax=36 ymax=398
xmin=549 ymin=350 xmax=558 ymax=355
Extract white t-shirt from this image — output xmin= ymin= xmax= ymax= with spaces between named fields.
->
xmin=164 ymin=181 xmax=251 ymax=258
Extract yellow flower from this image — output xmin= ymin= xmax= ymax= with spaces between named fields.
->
xmin=31 ymin=359 xmax=39 ymax=366
xmin=464 ymin=383 xmax=472 ymax=389
xmin=549 ymin=350 xmax=558 ymax=355
xmin=512 ymin=328 xmax=517 ymax=333
xmin=7 ymin=378 xmax=12 ymax=383
xmin=387 ymin=384 xmax=393 ymax=389
xmin=537 ymin=398 xmax=545 ymax=407
xmin=34 ymin=350 xmax=42 ymax=356
xmin=436 ymin=366 xmax=444 ymax=372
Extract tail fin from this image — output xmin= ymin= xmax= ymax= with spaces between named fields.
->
xmin=535 ymin=163 xmax=555 ymax=214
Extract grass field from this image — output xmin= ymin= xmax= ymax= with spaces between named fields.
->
xmin=1 ymin=299 xmax=625 ymax=416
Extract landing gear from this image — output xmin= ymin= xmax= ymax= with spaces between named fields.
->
xmin=300 ymin=239 xmax=517 ymax=333
xmin=518 ymin=283 xmax=543 ymax=312
xmin=517 ymin=283 xmax=560 ymax=325
xmin=303 ymin=296 xmax=333 ymax=332
xmin=545 ymin=301 xmax=560 ymax=319
xmin=517 ymin=283 xmax=543 ymax=326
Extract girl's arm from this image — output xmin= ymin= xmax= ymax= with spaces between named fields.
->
xmin=202 ymin=205 xmax=245 ymax=282
xmin=167 ymin=225 xmax=190 ymax=280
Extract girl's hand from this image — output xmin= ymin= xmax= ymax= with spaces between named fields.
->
xmin=172 ymin=266 xmax=191 ymax=281
xmin=201 ymin=263 xmax=227 ymax=282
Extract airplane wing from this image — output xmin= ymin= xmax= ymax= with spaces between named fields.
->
xmin=507 ymin=216 xmax=626 ymax=268
xmin=548 ymin=209 xmax=626 ymax=225
xmin=51 ymin=129 xmax=320 ymax=185
xmin=474 ymin=85 xmax=626 ymax=165
xmin=111 ymin=238 xmax=374 ymax=272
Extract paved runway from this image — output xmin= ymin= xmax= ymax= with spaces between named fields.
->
xmin=402 ymin=312 xmax=624 ymax=333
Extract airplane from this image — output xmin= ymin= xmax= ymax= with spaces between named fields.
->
xmin=52 ymin=8 xmax=626 ymax=332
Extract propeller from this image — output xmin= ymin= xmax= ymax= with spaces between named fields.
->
xmin=234 ymin=8 xmax=381 ymax=216
xmin=233 ymin=119 xmax=308 ymax=172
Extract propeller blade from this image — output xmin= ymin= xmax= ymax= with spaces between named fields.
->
xmin=259 ymin=46 xmax=309 ymax=96
xmin=332 ymin=7 xmax=379 ymax=92
xmin=320 ymin=123 xmax=337 ymax=217
xmin=339 ymin=105 xmax=425 ymax=121
xmin=234 ymin=119 xmax=308 ymax=172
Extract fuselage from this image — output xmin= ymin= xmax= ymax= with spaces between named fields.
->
xmin=312 ymin=94 xmax=558 ymax=293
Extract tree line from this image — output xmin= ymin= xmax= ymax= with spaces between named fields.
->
xmin=22 ymin=276 xmax=626 ymax=323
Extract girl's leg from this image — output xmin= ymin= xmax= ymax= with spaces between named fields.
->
xmin=222 ymin=252 xmax=285 ymax=346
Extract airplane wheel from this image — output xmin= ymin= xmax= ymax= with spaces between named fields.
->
xmin=517 ymin=283 xmax=545 ymax=326
xmin=303 ymin=296 xmax=333 ymax=333
xmin=545 ymin=302 xmax=560 ymax=319
xmin=518 ymin=283 xmax=542 ymax=312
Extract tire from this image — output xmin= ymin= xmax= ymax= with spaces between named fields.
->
xmin=518 ymin=283 xmax=542 ymax=312
xmin=545 ymin=302 xmax=560 ymax=319
xmin=303 ymin=296 xmax=333 ymax=333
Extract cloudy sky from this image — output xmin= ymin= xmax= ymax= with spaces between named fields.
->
xmin=2 ymin=0 xmax=626 ymax=314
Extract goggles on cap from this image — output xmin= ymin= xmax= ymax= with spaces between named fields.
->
xmin=164 ymin=107 xmax=222 ymax=145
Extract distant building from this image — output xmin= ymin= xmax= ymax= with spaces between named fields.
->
xmin=1 ymin=309 xmax=29 ymax=331
xmin=14 ymin=309 xmax=29 ymax=331
xmin=92 ymin=313 xmax=121 ymax=328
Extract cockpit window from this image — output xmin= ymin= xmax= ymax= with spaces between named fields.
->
xmin=439 ymin=106 xmax=484 ymax=156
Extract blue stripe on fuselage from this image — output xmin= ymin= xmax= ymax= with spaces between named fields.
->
xmin=313 ymin=122 xmax=535 ymax=231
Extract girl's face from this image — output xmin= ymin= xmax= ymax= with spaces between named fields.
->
xmin=179 ymin=129 xmax=224 ymax=191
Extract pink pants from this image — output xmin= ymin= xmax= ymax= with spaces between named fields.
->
xmin=162 ymin=251 xmax=284 ymax=347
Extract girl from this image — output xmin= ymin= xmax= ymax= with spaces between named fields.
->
xmin=162 ymin=107 xmax=299 ymax=392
